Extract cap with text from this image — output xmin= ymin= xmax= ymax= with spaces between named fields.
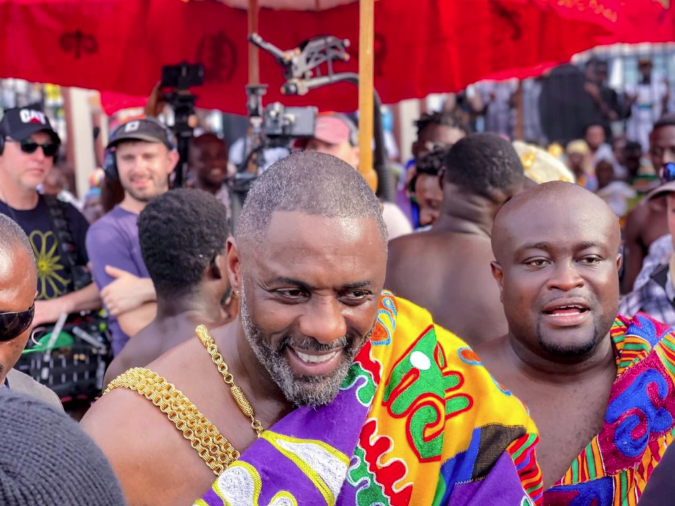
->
xmin=0 ymin=107 xmax=60 ymax=144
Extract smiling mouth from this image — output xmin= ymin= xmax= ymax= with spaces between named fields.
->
xmin=291 ymin=348 xmax=341 ymax=364
xmin=543 ymin=305 xmax=590 ymax=317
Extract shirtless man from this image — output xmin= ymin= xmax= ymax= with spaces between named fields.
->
xmin=386 ymin=133 xmax=524 ymax=346
xmin=477 ymin=181 xmax=675 ymax=501
xmin=81 ymin=152 xmax=542 ymax=506
xmin=103 ymin=189 xmax=232 ymax=387
xmin=622 ymin=114 xmax=675 ymax=292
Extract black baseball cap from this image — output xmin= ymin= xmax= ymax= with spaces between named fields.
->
xmin=107 ymin=118 xmax=174 ymax=150
xmin=0 ymin=107 xmax=60 ymax=144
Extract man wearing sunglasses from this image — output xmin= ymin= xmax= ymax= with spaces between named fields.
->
xmin=0 ymin=214 xmax=62 ymax=408
xmin=0 ymin=107 xmax=100 ymax=329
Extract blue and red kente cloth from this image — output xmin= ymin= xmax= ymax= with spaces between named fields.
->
xmin=545 ymin=313 xmax=675 ymax=505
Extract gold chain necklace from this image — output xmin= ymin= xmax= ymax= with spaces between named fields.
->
xmin=196 ymin=324 xmax=265 ymax=437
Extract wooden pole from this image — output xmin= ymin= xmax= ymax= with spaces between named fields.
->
xmin=358 ymin=0 xmax=377 ymax=191
xmin=248 ymin=0 xmax=260 ymax=85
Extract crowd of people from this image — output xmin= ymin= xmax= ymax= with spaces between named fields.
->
xmin=2 ymin=57 xmax=675 ymax=504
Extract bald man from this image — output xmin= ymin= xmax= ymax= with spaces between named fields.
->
xmin=476 ymin=182 xmax=675 ymax=503
xmin=0 ymin=215 xmax=61 ymax=408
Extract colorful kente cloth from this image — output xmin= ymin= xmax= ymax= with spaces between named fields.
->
xmin=195 ymin=293 xmax=543 ymax=506
xmin=545 ymin=313 xmax=675 ymax=506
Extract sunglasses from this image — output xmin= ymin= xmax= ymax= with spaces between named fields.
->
xmin=9 ymin=139 xmax=59 ymax=157
xmin=0 ymin=305 xmax=35 ymax=342
xmin=660 ymin=162 xmax=675 ymax=183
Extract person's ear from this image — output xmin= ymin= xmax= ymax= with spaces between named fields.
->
xmin=207 ymin=250 xmax=227 ymax=281
xmin=411 ymin=141 xmax=421 ymax=160
xmin=226 ymin=237 xmax=243 ymax=294
xmin=491 ymin=261 xmax=505 ymax=303
xmin=167 ymin=149 xmax=180 ymax=173
xmin=352 ymin=146 xmax=361 ymax=168
xmin=438 ymin=168 xmax=446 ymax=190
xmin=616 ymin=253 xmax=623 ymax=273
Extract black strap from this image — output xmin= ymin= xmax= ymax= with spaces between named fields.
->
xmin=650 ymin=263 xmax=675 ymax=310
xmin=43 ymin=195 xmax=92 ymax=291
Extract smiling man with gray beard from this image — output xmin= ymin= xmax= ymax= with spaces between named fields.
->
xmin=83 ymin=151 xmax=543 ymax=506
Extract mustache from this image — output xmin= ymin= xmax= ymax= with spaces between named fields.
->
xmin=278 ymin=334 xmax=349 ymax=353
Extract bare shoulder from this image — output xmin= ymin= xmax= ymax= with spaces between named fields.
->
xmin=388 ymin=232 xmax=428 ymax=259
xmin=80 ymin=388 xmax=180 ymax=500
xmin=82 ymin=338 xmax=219 ymax=505
xmin=103 ymin=334 xmax=157 ymax=388
xmin=625 ymin=202 xmax=650 ymax=232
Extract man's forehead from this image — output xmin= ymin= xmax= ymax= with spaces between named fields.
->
xmin=652 ymin=126 xmax=675 ymax=144
xmin=246 ymin=211 xmax=386 ymax=280
xmin=264 ymin=211 xmax=378 ymax=246
xmin=496 ymin=194 xmax=617 ymax=252
xmin=28 ymin=131 xmax=52 ymax=142
xmin=0 ymin=247 xmax=35 ymax=289
xmin=116 ymin=141 xmax=163 ymax=153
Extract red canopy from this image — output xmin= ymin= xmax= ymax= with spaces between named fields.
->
xmin=603 ymin=0 xmax=675 ymax=44
xmin=0 ymin=0 xmax=620 ymax=114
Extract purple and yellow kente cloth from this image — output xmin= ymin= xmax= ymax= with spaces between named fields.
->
xmin=545 ymin=313 xmax=675 ymax=505
xmin=194 ymin=293 xmax=543 ymax=506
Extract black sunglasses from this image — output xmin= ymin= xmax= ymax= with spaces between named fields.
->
xmin=0 ymin=305 xmax=35 ymax=342
xmin=12 ymin=139 xmax=59 ymax=157
xmin=660 ymin=162 xmax=675 ymax=183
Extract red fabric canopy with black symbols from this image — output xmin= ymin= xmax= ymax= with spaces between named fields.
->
xmin=0 ymin=0 xmax=632 ymax=114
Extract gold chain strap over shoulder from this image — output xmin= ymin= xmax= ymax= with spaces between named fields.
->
xmin=195 ymin=325 xmax=264 ymax=437
xmin=104 ymin=368 xmax=238 ymax=475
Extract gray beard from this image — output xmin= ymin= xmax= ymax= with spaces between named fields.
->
xmin=239 ymin=284 xmax=370 ymax=407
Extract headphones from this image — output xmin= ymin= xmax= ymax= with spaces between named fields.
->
xmin=103 ymin=117 xmax=176 ymax=180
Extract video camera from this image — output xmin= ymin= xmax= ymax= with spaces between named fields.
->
xmin=264 ymin=102 xmax=317 ymax=139
xmin=160 ymin=62 xmax=205 ymax=187
xmin=231 ymin=34 xmax=350 ymax=194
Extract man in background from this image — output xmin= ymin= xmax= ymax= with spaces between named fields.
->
xmin=103 ymin=189 xmax=233 ymax=386
xmin=626 ymin=58 xmax=670 ymax=152
xmin=622 ymin=114 xmax=674 ymax=292
xmin=86 ymin=118 xmax=179 ymax=355
xmin=0 ymin=107 xmax=99 ymax=328
xmin=189 ymin=133 xmax=231 ymax=217
xmin=412 ymin=110 xmax=468 ymax=161
xmin=386 ymin=133 xmax=524 ymax=347
xmin=304 ymin=112 xmax=413 ymax=240
xmin=409 ymin=146 xmax=447 ymax=229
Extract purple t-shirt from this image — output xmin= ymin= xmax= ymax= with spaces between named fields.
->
xmin=85 ymin=206 xmax=150 ymax=356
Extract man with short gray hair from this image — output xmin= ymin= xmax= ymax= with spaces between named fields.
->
xmin=83 ymin=151 xmax=542 ymax=506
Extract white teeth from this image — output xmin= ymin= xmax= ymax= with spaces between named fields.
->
xmin=294 ymin=349 xmax=339 ymax=364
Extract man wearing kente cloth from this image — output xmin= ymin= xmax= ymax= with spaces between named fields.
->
xmin=83 ymin=152 xmax=542 ymax=506
xmin=477 ymin=181 xmax=675 ymax=505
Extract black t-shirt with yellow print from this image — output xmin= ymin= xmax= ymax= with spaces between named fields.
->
xmin=0 ymin=196 xmax=90 ymax=300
